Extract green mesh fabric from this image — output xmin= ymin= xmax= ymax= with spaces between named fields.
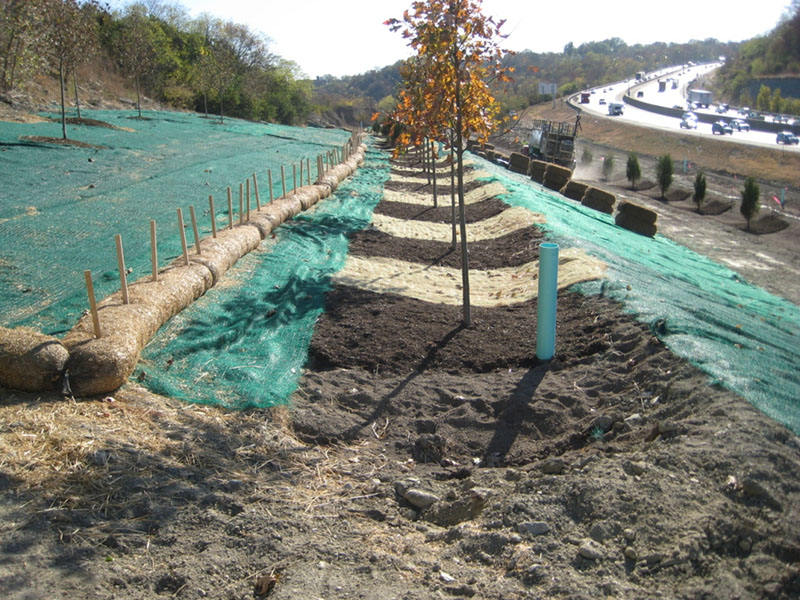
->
xmin=477 ymin=159 xmax=800 ymax=434
xmin=0 ymin=109 xmax=351 ymax=335
xmin=136 ymin=147 xmax=389 ymax=409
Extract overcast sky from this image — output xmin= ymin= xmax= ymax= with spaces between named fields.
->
xmin=122 ymin=0 xmax=793 ymax=78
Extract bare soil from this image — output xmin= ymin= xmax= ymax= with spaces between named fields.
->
xmin=1 ymin=133 xmax=799 ymax=600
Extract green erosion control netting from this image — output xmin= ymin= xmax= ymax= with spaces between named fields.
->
xmin=136 ymin=147 xmax=389 ymax=409
xmin=476 ymin=159 xmax=800 ymax=434
xmin=0 ymin=109 xmax=350 ymax=334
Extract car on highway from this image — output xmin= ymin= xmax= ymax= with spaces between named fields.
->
xmin=730 ymin=119 xmax=750 ymax=132
xmin=599 ymin=98 xmax=607 ymax=105
xmin=715 ymin=104 xmax=728 ymax=113
xmin=680 ymin=116 xmax=698 ymax=129
xmin=712 ymin=121 xmax=733 ymax=135
xmin=776 ymin=131 xmax=800 ymax=145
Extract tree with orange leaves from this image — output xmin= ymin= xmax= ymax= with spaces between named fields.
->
xmin=386 ymin=0 xmax=510 ymax=327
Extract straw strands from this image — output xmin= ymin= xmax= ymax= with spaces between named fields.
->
xmin=333 ymin=249 xmax=606 ymax=308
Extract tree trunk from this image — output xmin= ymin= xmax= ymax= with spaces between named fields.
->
xmin=455 ymin=81 xmax=470 ymax=327
xmin=59 ymin=58 xmax=67 ymax=140
xmin=73 ymin=69 xmax=81 ymax=119
xmin=450 ymin=146 xmax=456 ymax=251
xmin=431 ymin=140 xmax=438 ymax=208
xmin=135 ymin=75 xmax=142 ymax=118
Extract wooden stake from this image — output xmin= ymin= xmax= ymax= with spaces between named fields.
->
xmin=239 ymin=182 xmax=244 ymax=225
xmin=227 ymin=186 xmax=233 ymax=229
xmin=189 ymin=205 xmax=202 ymax=255
xmin=281 ymin=165 xmax=286 ymax=198
xmin=115 ymin=233 xmax=129 ymax=304
xmin=150 ymin=219 xmax=158 ymax=282
xmin=177 ymin=208 xmax=189 ymax=265
xmin=306 ymin=158 xmax=311 ymax=186
xmin=299 ymin=160 xmax=303 ymax=189
xmin=246 ymin=178 xmax=251 ymax=221
xmin=253 ymin=173 xmax=260 ymax=210
xmin=292 ymin=163 xmax=297 ymax=194
xmin=268 ymin=169 xmax=274 ymax=203
xmin=209 ymin=195 xmax=217 ymax=238
xmin=84 ymin=270 xmax=101 ymax=339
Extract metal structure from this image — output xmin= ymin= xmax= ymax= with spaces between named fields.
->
xmin=525 ymin=116 xmax=579 ymax=168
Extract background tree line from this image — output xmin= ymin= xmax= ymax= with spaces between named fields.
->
xmin=0 ymin=0 xmax=312 ymax=125
xmin=316 ymin=37 xmax=743 ymax=124
xmin=715 ymin=0 xmax=800 ymax=113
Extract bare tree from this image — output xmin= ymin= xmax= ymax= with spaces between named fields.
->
xmin=0 ymin=0 xmax=49 ymax=92
xmin=117 ymin=4 xmax=158 ymax=118
xmin=42 ymin=0 xmax=99 ymax=139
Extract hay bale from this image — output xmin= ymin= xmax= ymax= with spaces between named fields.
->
xmin=581 ymin=186 xmax=616 ymax=214
xmin=543 ymin=164 xmax=572 ymax=191
xmin=615 ymin=212 xmax=657 ymax=237
xmin=0 ymin=327 xmax=68 ymax=392
xmin=561 ymin=180 xmax=589 ymax=201
xmin=529 ymin=160 xmax=548 ymax=183
xmin=509 ymin=152 xmax=530 ymax=175
xmin=617 ymin=201 xmax=657 ymax=225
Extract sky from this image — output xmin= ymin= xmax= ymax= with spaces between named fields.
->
xmin=122 ymin=0 xmax=794 ymax=79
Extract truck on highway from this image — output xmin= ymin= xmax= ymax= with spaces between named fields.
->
xmin=579 ymin=92 xmax=591 ymax=104
xmin=635 ymin=71 xmax=644 ymax=81
xmin=687 ymin=89 xmax=712 ymax=108
xmin=608 ymin=102 xmax=624 ymax=116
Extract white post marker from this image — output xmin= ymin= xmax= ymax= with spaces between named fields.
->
xmin=536 ymin=242 xmax=560 ymax=361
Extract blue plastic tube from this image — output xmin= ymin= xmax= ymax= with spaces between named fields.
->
xmin=536 ymin=242 xmax=560 ymax=360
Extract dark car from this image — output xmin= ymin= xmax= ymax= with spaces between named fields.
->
xmin=712 ymin=121 xmax=733 ymax=135
xmin=730 ymin=119 xmax=750 ymax=132
xmin=777 ymin=131 xmax=800 ymax=145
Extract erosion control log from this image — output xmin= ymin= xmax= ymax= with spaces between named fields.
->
xmin=43 ymin=141 xmax=368 ymax=396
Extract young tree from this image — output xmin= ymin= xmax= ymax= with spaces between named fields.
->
xmin=626 ymin=152 xmax=641 ymax=190
xmin=740 ymin=176 xmax=760 ymax=231
xmin=117 ymin=4 xmax=158 ymax=118
xmin=655 ymin=154 xmax=673 ymax=199
xmin=693 ymin=171 xmax=706 ymax=212
xmin=601 ymin=153 xmax=615 ymax=181
xmin=387 ymin=0 xmax=510 ymax=327
xmin=42 ymin=0 xmax=100 ymax=139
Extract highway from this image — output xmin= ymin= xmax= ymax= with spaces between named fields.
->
xmin=576 ymin=63 xmax=800 ymax=155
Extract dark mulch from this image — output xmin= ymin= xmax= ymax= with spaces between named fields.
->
xmin=374 ymin=196 xmax=509 ymax=223
xmin=347 ymin=225 xmax=543 ymax=270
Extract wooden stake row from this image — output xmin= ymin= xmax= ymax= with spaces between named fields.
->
xmin=83 ymin=137 xmax=364 ymax=339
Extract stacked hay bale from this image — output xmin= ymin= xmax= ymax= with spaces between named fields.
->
xmin=529 ymin=160 xmax=548 ymax=183
xmin=561 ymin=180 xmax=589 ymax=201
xmin=615 ymin=201 xmax=658 ymax=237
xmin=543 ymin=164 xmax=572 ymax=191
xmin=508 ymin=152 xmax=530 ymax=175
xmin=581 ymin=186 xmax=616 ymax=214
